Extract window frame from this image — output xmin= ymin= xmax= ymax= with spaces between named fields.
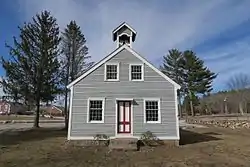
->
xmin=129 ymin=63 xmax=144 ymax=81
xmin=143 ymin=98 xmax=161 ymax=124
xmin=104 ymin=63 xmax=120 ymax=81
xmin=87 ymin=98 xmax=105 ymax=123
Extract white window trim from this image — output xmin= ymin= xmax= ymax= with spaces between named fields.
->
xmin=104 ymin=63 xmax=120 ymax=81
xmin=87 ymin=97 xmax=105 ymax=123
xmin=129 ymin=63 xmax=144 ymax=81
xmin=143 ymin=98 xmax=161 ymax=124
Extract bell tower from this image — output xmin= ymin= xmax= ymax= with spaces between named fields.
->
xmin=112 ymin=22 xmax=137 ymax=48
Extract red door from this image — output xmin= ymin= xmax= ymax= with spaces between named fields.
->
xmin=117 ymin=101 xmax=131 ymax=133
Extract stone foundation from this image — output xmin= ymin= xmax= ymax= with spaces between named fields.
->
xmin=67 ymin=138 xmax=180 ymax=150
xmin=109 ymin=138 xmax=138 ymax=150
xmin=162 ymin=140 xmax=179 ymax=147
xmin=68 ymin=139 xmax=109 ymax=147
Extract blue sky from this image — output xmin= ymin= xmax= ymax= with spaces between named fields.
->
xmin=1 ymin=0 xmax=250 ymax=92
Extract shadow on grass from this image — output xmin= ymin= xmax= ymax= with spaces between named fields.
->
xmin=0 ymin=127 xmax=67 ymax=146
xmin=179 ymin=129 xmax=221 ymax=145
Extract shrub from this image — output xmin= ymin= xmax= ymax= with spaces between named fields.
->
xmin=139 ymin=131 xmax=164 ymax=147
xmin=93 ymin=134 xmax=110 ymax=146
xmin=140 ymin=131 xmax=157 ymax=141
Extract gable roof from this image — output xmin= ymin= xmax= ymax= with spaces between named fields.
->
xmin=112 ymin=22 xmax=137 ymax=35
xmin=67 ymin=45 xmax=181 ymax=89
xmin=112 ymin=22 xmax=137 ymax=42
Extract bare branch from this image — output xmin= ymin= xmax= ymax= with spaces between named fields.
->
xmin=227 ymin=73 xmax=250 ymax=91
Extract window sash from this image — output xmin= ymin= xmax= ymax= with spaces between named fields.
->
xmin=88 ymin=100 xmax=104 ymax=123
xmin=130 ymin=65 xmax=143 ymax=80
xmin=89 ymin=109 xmax=102 ymax=121
xmin=106 ymin=64 xmax=118 ymax=80
xmin=145 ymin=109 xmax=158 ymax=122
xmin=144 ymin=100 xmax=160 ymax=123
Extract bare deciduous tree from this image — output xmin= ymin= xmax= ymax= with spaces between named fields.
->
xmin=227 ymin=73 xmax=250 ymax=115
xmin=227 ymin=73 xmax=250 ymax=90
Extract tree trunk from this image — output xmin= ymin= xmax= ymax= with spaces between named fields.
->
xmin=177 ymin=95 xmax=182 ymax=118
xmin=34 ymin=84 xmax=41 ymax=128
xmin=34 ymin=100 xmax=40 ymax=128
xmin=224 ymin=101 xmax=228 ymax=114
xmin=239 ymin=102 xmax=244 ymax=115
xmin=190 ymin=100 xmax=194 ymax=116
xmin=64 ymin=45 xmax=70 ymax=130
xmin=189 ymin=91 xmax=194 ymax=116
xmin=64 ymin=90 xmax=68 ymax=130
xmin=185 ymin=96 xmax=188 ymax=121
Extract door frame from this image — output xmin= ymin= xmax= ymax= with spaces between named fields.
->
xmin=115 ymin=98 xmax=133 ymax=137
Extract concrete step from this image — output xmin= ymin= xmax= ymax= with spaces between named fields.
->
xmin=109 ymin=138 xmax=138 ymax=150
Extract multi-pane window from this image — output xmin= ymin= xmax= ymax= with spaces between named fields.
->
xmin=130 ymin=64 xmax=143 ymax=81
xmin=145 ymin=100 xmax=160 ymax=123
xmin=88 ymin=99 xmax=104 ymax=123
xmin=105 ymin=64 xmax=119 ymax=80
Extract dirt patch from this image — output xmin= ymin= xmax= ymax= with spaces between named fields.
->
xmin=0 ymin=127 xmax=250 ymax=167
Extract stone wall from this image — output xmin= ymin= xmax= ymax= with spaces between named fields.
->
xmin=187 ymin=118 xmax=250 ymax=129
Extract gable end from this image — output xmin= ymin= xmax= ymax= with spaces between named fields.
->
xmin=67 ymin=45 xmax=181 ymax=89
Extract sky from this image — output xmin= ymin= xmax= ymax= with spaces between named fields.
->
xmin=1 ymin=0 xmax=250 ymax=93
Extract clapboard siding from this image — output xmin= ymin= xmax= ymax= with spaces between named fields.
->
xmin=70 ymin=48 xmax=178 ymax=138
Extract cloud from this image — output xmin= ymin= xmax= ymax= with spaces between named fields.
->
xmin=15 ymin=0 xmax=250 ymax=91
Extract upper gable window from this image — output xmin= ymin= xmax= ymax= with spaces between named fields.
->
xmin=129 ymin=64 xmax=144 ymax=81
xmin=105 ymin=63 xmax=119 ymax=81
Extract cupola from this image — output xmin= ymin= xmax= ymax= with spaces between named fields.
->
xmin=112 ymin=22 xmax=137 ymax=48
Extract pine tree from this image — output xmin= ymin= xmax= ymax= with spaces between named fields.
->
xmin=160 ymin=49 xmax=184 ymax=117
xmin=182 ymin=50 xmax=217 ymax=116
xmin=2 ymin=10 xmax=61 ymax=127
xmin=160 ymin=49 xmax=217 ymax=117
xmin=61 ymin=21 xmax=94 ymax=129
xmin=1 ymin=79 xmax=21 ymax=103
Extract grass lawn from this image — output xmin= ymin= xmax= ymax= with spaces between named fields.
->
xmin=0 ymin=115 xmax=62 ymax=121
xmin=0 ymin=127 xmax=250 ymax=167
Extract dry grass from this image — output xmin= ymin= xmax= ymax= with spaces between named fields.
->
xmin=0 ymin=127 xmax=250 ymax=167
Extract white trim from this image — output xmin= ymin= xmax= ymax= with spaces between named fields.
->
xmin=67 ymin=45 xmax=181 ymax=89
xmin=68 ymin=136 xmax=95 ymax=140
xmin=156 ymin=136 xmax=179 ymax=140
xmin=143 ymin=98 xmax=161 ymax=124
xmin=116 ymin=98 xmax=133 ymax=101
xmin=174 ymin=87 xmax=180 ymax=139
xmin=118 ymin=32 xmax=131 ymax=36
xmin=104 ymin=63 xmax=120 ymax=81
xmin=117 ymin=32 xmax=132 ymax=48
xmin=115 ymin=134 xmax=133 ymax=138
xmin=110 ymin=135 xmax=137 ymax=139
xmin=67 ymin=86 xmax=74 ymax=140
xmin=87 ymin=97 xmax=105 ymax=123
xmin=131 ymin=100 xmax=134 ymax=136
xmin=115 ymin=100 xmax=133 ymax=137
xmin=129 ymin=63 xmax=144 ymax=81
xmin=116 ymin=37 xmax=120 ymax=48
xmin=112 ymin=22 xmax=137 ymax=35
xmin=68 ymin=136 xmax=179 ymax=140
xmin=115 ymin=100 xmax=118 ymax=137
xmin=130 ymin=34 xmax=133 ymax=48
